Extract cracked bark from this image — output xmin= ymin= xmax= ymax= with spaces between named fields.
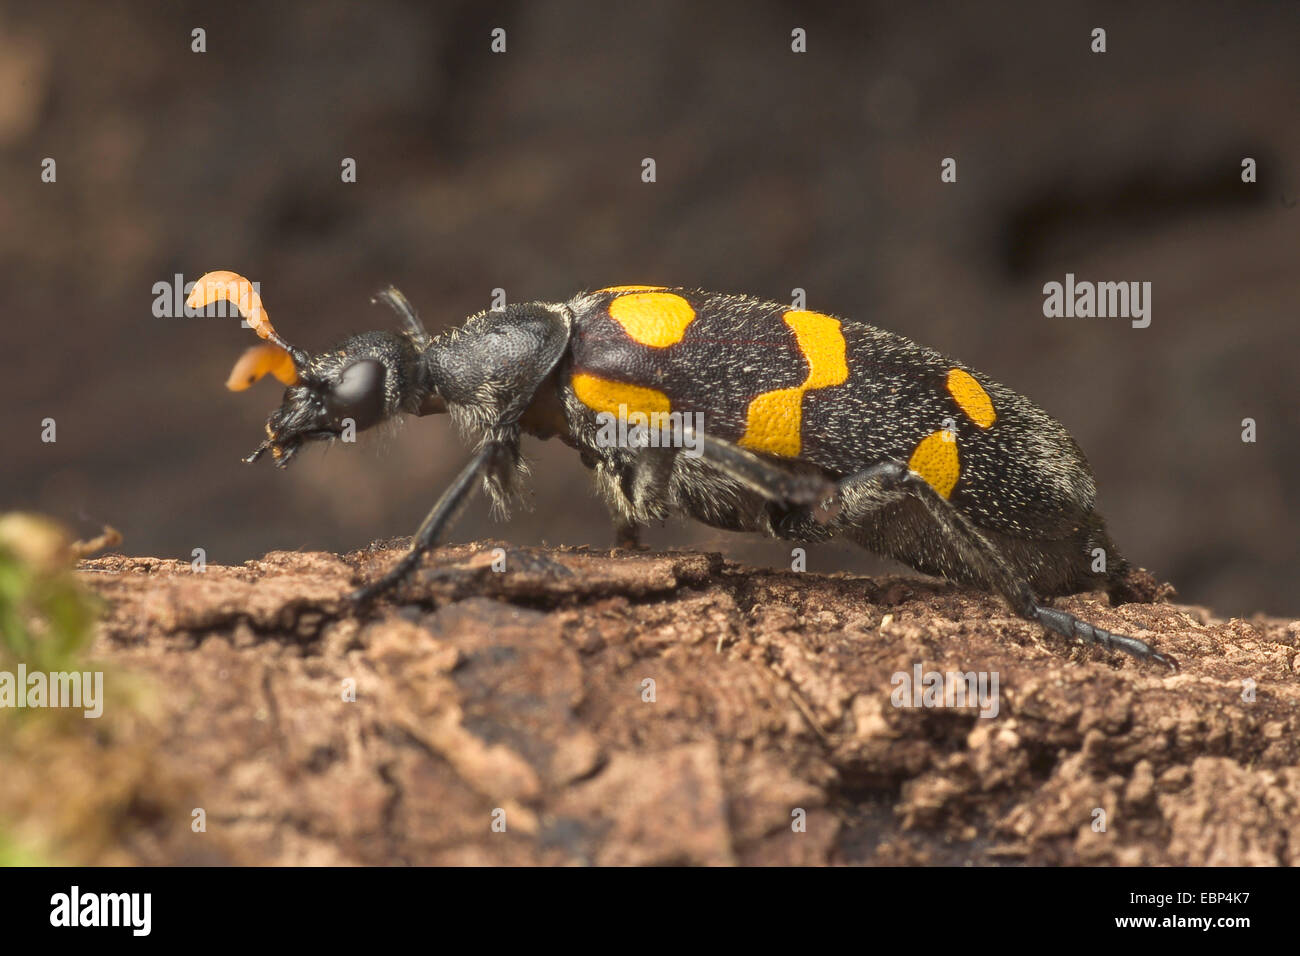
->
xmin=18 ymin=542 xmax=1300 ymax=865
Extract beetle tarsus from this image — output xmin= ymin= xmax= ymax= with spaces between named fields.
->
xmin=1034 ymin=605 xmax=1178 ymax=671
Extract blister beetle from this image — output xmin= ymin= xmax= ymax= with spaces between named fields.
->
xmin=189 ymin=272 xmax=1176 ymax=669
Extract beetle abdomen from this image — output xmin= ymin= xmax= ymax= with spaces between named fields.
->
xmin=564 ymin=286 xmax=1098 ymax=540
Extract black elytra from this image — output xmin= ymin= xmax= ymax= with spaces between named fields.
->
xmin=234 ymin=283 xmax=1177 ymax=670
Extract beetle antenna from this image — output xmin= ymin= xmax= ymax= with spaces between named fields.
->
xmin=374 ymin=286 xmax=430 ymax=348
xmin=187 ymin=270 xmax=310 ymax=369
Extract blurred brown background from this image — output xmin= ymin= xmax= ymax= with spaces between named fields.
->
xmin=1 ymin=0 xmax=1296 ymax=616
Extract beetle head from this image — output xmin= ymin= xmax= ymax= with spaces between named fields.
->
xmin=190 ymin=272 xmax=423 ymax=467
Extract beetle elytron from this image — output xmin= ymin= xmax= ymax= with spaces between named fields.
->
xmin=189 ymin=271 xmax=1176 ymax=669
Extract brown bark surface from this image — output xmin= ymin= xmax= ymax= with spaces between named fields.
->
xmin=16 ymin=544 xmax=1295 ymax=866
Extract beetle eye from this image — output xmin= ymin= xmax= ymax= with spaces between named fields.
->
xmin=325 ymin=359 xmax=386 ymax=430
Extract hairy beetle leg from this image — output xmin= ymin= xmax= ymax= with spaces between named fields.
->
xmin=688 ymin=430 xmax=839 ymax=516
xmin=350 ymin=442 xmax=504 ymax=605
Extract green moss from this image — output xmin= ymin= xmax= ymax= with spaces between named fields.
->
xmin=0 ymin=514 xmax=99 ymax=674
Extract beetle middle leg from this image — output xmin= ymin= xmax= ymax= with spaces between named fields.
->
xmin=598 ymin=430 xmax=838 ymax=545
xmin=612 ymin=515 xmax=645 ymax=550
xmin=618 ymin=452 xmax=677 ymax=550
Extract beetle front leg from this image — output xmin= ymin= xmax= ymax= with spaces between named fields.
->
xmin=350 ymin=442 xmax=507 ymax=604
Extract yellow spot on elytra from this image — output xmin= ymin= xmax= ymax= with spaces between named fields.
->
xmin=738 ymin=310 xmax=848 ymax=458
xmin=607 ymin=292 xmax=696 ymax=347
xmin=908 ymin=430 xmax=960 ymax=498
xmin=226 ymin=343 xmax=299 ymax=390
xmin=572 ymin=372 xmax=671 ymax=416
xmin=946 ymin=368 xmax=996 ymax=428
xmin=597 ymin=284 xmax=667 ymax=293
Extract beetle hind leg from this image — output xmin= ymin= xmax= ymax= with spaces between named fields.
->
xmin=1034 ymin=605 xmax=1177 ymax=670
xmin=685 ymin=432 xmax=839 ymax=517
xmin=829 ymin=461 xmax=1177 ymax=670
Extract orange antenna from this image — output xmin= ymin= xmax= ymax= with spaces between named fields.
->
xmin=226 ymin=343 xmax=300 ymax=390
xmin=186 ymin=271 xmax=308 ymax=366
